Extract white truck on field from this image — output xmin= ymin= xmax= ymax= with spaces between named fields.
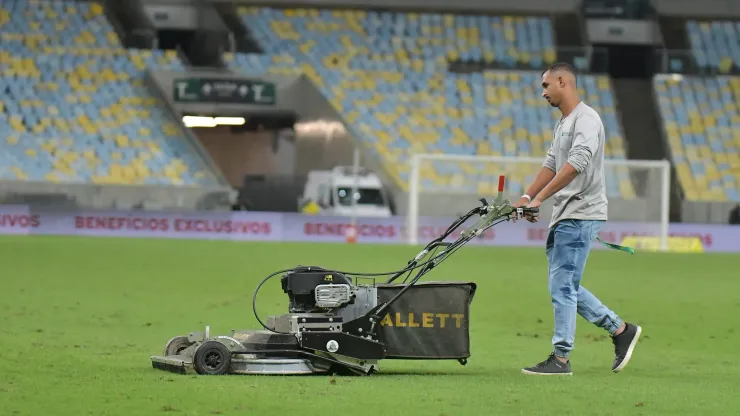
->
xmin=299 ymin=166 xmax=393 ymax=217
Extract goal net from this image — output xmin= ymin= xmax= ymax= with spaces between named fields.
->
xmin=405 ymin=153 xmax=671 ymax=251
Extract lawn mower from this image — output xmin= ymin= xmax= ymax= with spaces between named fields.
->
xmin=150 ymin=178 xmax=538 ymax=376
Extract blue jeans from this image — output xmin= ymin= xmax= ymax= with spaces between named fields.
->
xmin=546 ymin=219 xmax=624 ymax=359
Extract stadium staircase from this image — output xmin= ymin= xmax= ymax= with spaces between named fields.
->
xmin=611 ymin=77 xmax=684 ymax=221
xmin=612 ymin=79 xmax=668 ymax=170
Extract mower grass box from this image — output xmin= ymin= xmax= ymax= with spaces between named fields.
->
xmin=375 ymin=282 xmax=476 ymax=360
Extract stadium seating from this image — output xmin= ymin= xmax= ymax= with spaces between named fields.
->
xmin=231 ymin=6 xmax=635 ymax=198
xmin=653 ymin=75 xmax=740 ymax=202
xmin=686 ymin=20 xmax=740 ymax=74
xmin=0 ymin=0 xmax=221 ymax=186
xmin=0 ymin=1 xmax=635 ymax=196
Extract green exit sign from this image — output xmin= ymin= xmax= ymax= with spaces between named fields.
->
xmin=173 ymin=78 xmax=276 ymax=105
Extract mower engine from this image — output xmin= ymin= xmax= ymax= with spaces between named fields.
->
xmin=282 ymin=266 xmax=355 ymax=314
xmin=265 ymin=266 xmax=378 ymax=338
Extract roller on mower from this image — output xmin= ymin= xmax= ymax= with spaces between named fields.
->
xmin=150 ymin=177 xmax=538 ymax=376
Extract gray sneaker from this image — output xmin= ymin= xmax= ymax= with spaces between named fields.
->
xmin=521 ymin=353 xmax=573 ymax=376
xmin=611 ymin=323 xmax=642 ymax=372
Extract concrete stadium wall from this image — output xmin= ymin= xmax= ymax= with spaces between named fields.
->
xmin=98 ymin=0 xmax=740 ymax=18
xmin=0 ymin=181 xmax=234 ymax=212
xmin=218 ymin=0 xmax=740 ymax=17
xmin=651 ymin=0 xmax=740 ymax=17
xmin=682 ymin=201 xmax=739 ymax=225
xmin=216 ymin=0 xmax=578 ymax=13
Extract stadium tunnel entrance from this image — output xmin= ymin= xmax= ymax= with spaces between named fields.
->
xmin=182 ymin=112 xmax=372 ymax=213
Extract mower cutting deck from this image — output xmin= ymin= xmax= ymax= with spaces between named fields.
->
xmin=150 ymin=183 xmax=539 ymax=376
xmin=152 ymin=329 xmax=351 ymax=375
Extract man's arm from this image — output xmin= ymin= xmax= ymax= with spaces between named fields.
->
xmin=533 ymin=115 xmax=601 ymax=204
xmin=531 ymin=163 xmax=579 ymax=203
xmin=524 ymin=166 xmax=556 ymax=199
xmin=514 ymin=143 xmax=556 ymax=207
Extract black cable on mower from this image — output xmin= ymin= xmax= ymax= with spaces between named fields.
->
xmin=251 ymin=251 xmax=448 ymax=334
xmin=250 ymin=233 xmax=471 ymax=334
xmin=402 ymin=243 xmax=442 ymax=284
xmin=251 ymin=268 xmax=302 ymax=335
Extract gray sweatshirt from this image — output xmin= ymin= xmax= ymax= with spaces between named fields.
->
xmin=542 ymin=101 xmax=608 ymax=228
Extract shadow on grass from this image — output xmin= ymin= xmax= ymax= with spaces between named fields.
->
xmin=372 ymin=367 xmax=490 ymax=377
xmin=143 ymin=367 xmax=488 ymax=378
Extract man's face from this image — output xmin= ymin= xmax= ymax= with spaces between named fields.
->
xmin=541 ymin=70 xmax=563 ymax=108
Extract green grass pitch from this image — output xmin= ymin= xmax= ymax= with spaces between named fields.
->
xmin=1 ymin=235 xmax=739 ymax=415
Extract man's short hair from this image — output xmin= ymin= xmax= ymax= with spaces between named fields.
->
xmin=542 ymin=62 xmax=577 ymax=84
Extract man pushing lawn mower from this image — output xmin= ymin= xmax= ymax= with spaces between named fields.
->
xmin=511 ymin=62 xmax=642 ymax=376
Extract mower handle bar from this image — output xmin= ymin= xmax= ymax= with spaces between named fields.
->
xmin=403 ymin=199 xmax=538 ymax=262
xmin=369 ymin=198 xmax=539 ymax=333
xmin=413 ymin=205 xmax=538 ymax=251
xmin=386 ymin=199 xmax=540 ymax=282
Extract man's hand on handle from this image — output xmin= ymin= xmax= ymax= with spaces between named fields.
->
xmin=511 ymin=196 xmax=541 ymax=223
xmin=510 ymin=166 xmax=555 ymax=224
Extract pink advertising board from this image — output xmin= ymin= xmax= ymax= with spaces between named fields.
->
xmin=0 ymin=205 xmax=737 ymax=252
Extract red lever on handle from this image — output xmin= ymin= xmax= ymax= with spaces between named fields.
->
xmin=498 ymin=175 xmax=505 ymax=193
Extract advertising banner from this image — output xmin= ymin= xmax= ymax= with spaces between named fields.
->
xmin=0 ymin=206 xmax=738 ymax=253
xmin=0 ymin=206 xmax=281 ymax=241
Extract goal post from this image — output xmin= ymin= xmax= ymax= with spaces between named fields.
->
xmin=405 ymin=153 xmax=672 ymax=251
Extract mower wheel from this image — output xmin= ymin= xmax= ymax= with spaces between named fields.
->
xmin=194 ymin=341 xmax=231 ymax=375
xmin=164 ymin=336 xmax=194 ymax=356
